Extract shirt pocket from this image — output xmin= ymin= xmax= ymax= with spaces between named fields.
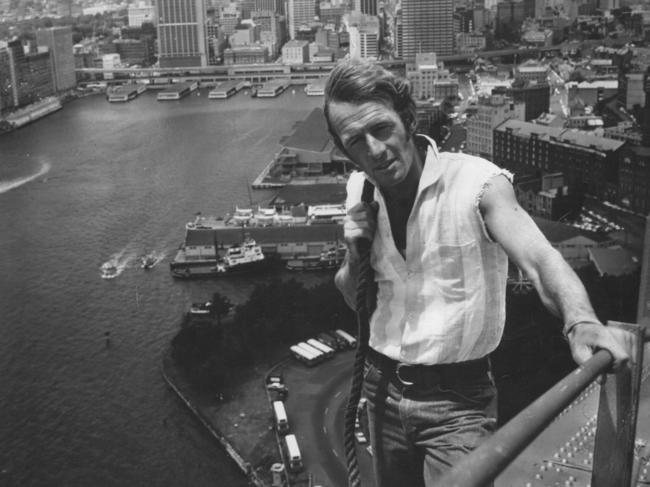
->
xmin=420 ymin=239 xmax=481 ymax=304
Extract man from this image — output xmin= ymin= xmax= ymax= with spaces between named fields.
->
xmin=324 ymin=59 xmax=631 ymax=487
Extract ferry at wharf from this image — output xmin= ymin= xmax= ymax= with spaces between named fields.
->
xmin=171 ymin=237 xmax=269 ymax=279
xmin=170 ymin=205 xmax=346 ymax=278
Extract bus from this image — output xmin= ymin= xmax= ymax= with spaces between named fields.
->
xmin=307 ymin=338 xmax=335 ymax=358
xmin=335 ymin=329 xmax=357 ymax=349
xmin=272 ymin=400 xmax=289 ymax=434
xmin=289 ymin=344 xmax=319 ymax=366
xmin=284 ymin=434 xmax=303 ymax=472
xmin=297 ymin=342 xmax=326 ymax=362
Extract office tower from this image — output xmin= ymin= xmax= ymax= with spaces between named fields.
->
xmin=36 ymin=26 xmax=75 ymax=92
xmin=355 ymin=0 xmax=377 ymax=15
xmin=406 ymin=53 xmax=459 ymax=101
xmin=157 ymin=0 xmax=208 ymax=67
xmin=348 ymin=17 xmax=380 ymax=60
xmin=0 ymin=47 xmax=13 ymax=112
xmin=401 ymin=0 xmax=454 ymax=60
xmin=255 ymin=0 xmax=284 ymax=14
xmin=467 ymin=95 xmax=525 ymax=159
xmin=288 ymin=0 xmax=315 ymax=39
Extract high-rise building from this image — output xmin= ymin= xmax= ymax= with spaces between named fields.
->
xmin=157 ymin=0 xmax=208 ymax=67
xmin=0 ymin=47 xmax=14 ymax=112
xmin=466 ymin=94 xmax=525 ymax=159
xmin=288 ymin=0 xmax=316 ymax=39
xmin=255 ymin=0 xmax=283 ymax=15
xmin=406 ymin=53 xmax=459 ymax=101
xmin=36 ymin=26 xmax=76 ymax=92
xmin=401 ymin=0 xmax=454 ymax=60
xmin=355 ymin=0 xmax=377 ymax=16
xmin=3 ymin=39 xmax=55 ymax=106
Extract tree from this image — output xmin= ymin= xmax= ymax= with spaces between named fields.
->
xmin=210 ymin=292 xmax=232 ymax=325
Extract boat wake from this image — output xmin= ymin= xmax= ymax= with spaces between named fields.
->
xmin=0 ymin=161 xmax=51 ymax=194
xmin=100 ymin=250 xmax=136 ymax=279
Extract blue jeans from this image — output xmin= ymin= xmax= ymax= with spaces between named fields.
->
xmin=362 ymin=357 xmax=497 ymax=487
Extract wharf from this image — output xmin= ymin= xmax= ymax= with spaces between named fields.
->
xmin=107 ymin=84 xmax=146 ymax=102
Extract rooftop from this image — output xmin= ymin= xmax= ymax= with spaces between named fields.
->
xmin=281 ymin=107 xmax=334 ymax=154
xmin=588 ymin=246 xmax=640 ymax=277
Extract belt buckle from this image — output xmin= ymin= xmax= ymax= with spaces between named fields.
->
xmin=396 ymin=363 xmax=415 ymax=386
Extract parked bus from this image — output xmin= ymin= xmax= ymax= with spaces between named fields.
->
xmin=272 ymin=400 xmax=289 ymax=434
xmin=307 ymin=338 xmax=335 ymax=358
xmin=335 ymin=329 xmax=357 ymax=349
xmin=289 ymin=344 xmax=319 ymax=366
xmin=284 ymin=434 xmax=303 ymax=472
xmin=297 ymin=342 xmax=326 ymax=362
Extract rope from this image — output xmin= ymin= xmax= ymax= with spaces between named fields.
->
xmin=344 ymin=181 xmax=376 ymax=487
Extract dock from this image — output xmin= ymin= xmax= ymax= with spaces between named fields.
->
xmin=208 ymin=80 xmax=246 ymax=99
xmin=107 ymin=84 xmax=147 ymax=102
xmin=157 ymin=82 xmax=198 ymax=101
xmin=256 ymin=79 xmax=290 ymax=98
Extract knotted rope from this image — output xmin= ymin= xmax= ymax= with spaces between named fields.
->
xmin=344 ymin=180 xmax=376 ymax=487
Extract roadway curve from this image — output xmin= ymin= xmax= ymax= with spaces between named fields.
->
xmin=282 ymin=351 xmax=375 ymax=487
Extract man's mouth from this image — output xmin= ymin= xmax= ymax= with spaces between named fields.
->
xmin=375 ymin=159 xmax=395 ymax=171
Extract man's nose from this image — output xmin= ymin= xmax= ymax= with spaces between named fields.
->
xmin=365 ymin=134 xmax=385 ymax=158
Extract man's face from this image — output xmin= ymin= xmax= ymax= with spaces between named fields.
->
xmin=328 ymin=100 xmax=416 ymax=189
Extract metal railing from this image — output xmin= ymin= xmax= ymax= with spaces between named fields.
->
xmin=438 ymin=321 xmax=650 ymax=487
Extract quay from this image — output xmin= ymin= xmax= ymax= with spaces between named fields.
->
xmin=156 ymin=81 xmax=198 ymax=101
xmin=170 ymin=223 xmax=344 ymax=270
xmin=107 ymin=83 xmax=147 ymax=102
xmin=255 ymin=79 xmax=290 ymax=98
xmin=208 ymin=80 xmax=247 ymax=99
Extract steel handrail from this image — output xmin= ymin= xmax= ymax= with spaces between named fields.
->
xmin=438 ymin=326 xmax=650 ymax=487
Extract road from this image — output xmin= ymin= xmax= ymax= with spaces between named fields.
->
xmin=282 ymin=350 xmax=376 ymax=487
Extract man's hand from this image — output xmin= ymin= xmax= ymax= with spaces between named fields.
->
xmin=343 ymin=201 xmax=379 ymax=263
xmin=567 ymin=321 xmax=634 ymax=371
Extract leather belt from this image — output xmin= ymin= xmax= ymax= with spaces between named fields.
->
xmin=366 ymin=347 xmax=490 ymax=387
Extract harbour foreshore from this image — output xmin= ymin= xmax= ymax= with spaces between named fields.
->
xmin=161 ymin=349 xmax=278 ymax=487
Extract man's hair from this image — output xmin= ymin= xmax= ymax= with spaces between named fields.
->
xmin=323 ymin=59 xmax=416 ymax=152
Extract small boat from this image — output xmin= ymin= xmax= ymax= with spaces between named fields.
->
xmin=189 ymin=301 xmax=212 ymax=315
xmin=141 ymin=254 xmax=158 ymax=270
xmin=101 ymin=262 xmax=119 ymax=279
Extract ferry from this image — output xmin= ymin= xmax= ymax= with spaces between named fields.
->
xmin=286 ymin=244 xmax=345 ymax=272
xmin=307 ymin=204 xmax=346 ymax=225
xmin=253 ymin=207 xmax=278 ymax=226
xmin=107 ymin=84 xmax=146 ymax=102
xmin=304 ymin=82 xmax=326 ymax=96
xmin=171 ymin=237 xmax=268 ymax=279
xmin=157 ymin=81 xmax=198 ymax=101
xmin=230 ymin=207 xmax=254 ymax=226
xmin=208 ymin=80 xmax=246 ymax=99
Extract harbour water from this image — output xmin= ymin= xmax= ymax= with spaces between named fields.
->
xmin=0 ymin=89 xmax=324 ymax=486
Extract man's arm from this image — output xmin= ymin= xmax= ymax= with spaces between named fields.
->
xmin=479 ymin=175 xmax=630 ymax=368
xmin=335 ymin=201 xmax=379 ymax=311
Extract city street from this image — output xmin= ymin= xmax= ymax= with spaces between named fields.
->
xmin=281 ymin=350 xmax=375 ymax=487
